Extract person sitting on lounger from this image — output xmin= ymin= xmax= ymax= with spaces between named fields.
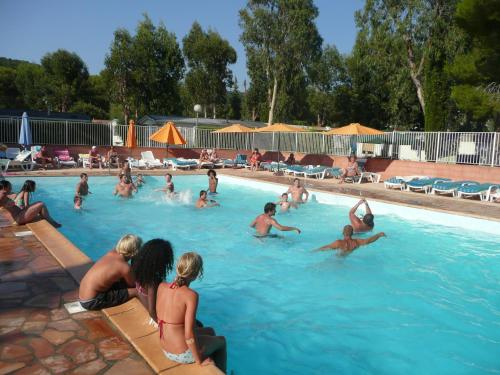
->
xmin=316 ymin=225 xmax=385 ymax=255
xmin=12 ymin=180 xmax=36 ymax=209
xmin=285 ymin=153 xmax=296 ymax=165
xmin=107 ymin=146 xmax=121 ymax=168
xmin=35 ymin=146 xmax=56 ymax=169
xmin=349 ymin=198 xmax=374 ymax=233
xmin=0 ymin=180 xmax=61 ymax=228
xmin=133 ymin=238 xmax=174 ymax=324
xmin=113 ymin=174 xmax=137 ymax=198
xmin=89 ymin=146 xmax=102 ymax=169
xmin=196 ymin=190 xmax=219 ymax=208
xmin=250 ymin=202 xmax=301 ymax=237
xmin=79 ymin=234 xmax=142 ymax=310
xmin=207 ymin=169 xmax=218 ymax=194
xmin=156 ymin=252 xmax=227 ymax=371
xmin=209 ymin=148 xmax=219 ymax=162
xmin=276 ymin=193 xmax=297 ymax=212
xmin=199 ymin=149 xmax=210 ymax=163
xmin=287 ymin=178 xmax=309 ymax=203
xmin=249 ymin=148 xmax=262 ymax=171
xmin=339 ymin=154 xmax=359 ymax=183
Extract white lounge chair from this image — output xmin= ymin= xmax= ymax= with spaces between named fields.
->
xmin=7 ymin=150 xmax=34 ymax=171
xmin=431 ymin=181 xmax=477 ymax=197
xmin=0 ymin=159 xmax=10 ymax=176
xmin=457 ymin=183 xmax=499 ymax=201
xmin=141 ymin=151 xmax=164 ymax=168
xmin=128 ymin=157 xmax=147 ymax=169
xmin=167 ymin=158 xmax=198 ymax=170
xmin=384 ymin=176 xmax=427 ymax=190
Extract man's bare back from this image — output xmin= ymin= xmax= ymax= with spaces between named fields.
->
xmin=317 ymin=225 xmax=385 ymax=256
xmin=79 ymin=250 xmax=134 ymax=300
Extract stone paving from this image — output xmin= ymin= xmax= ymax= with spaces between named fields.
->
xmin=0 ymin=214 xmax=153 ymax=375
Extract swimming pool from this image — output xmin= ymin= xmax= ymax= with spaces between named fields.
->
xmin=9 ymin=175 xmax=500 ymax=374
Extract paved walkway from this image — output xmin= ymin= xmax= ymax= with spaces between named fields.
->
xmin=0 ymin=214 xmax=153 ymax=375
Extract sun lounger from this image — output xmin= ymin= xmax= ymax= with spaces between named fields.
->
xmin=166 ymin=158 xmax=198 ymax=170
xmin=54 ymin=149 xmax=77 ymax=168
xmin=384 ymin=176 xmax=427 ymax=190
xmin=407 ymin=177 xmax=450 ymax=194
xmin=456 ymin=183 xmax=499 ymax=201
xmin=127 ymin=157 xmax=148 ymax=169
xmin=141 ymin=151 xmax=164 ymax=168
xmin=6 ymin=147 xmax=21 ymax=160
xmin=284 ymin=165 xmax=306 ymax=176
xmin=431 ymin=180 xmax=478 ymax=197
xmin=0 ymin=159 xmax=10 ymax=176
xmin=6 ymin=150 xmax=34 ymax=171
xmin=302 ymin=166 xmax=341 ymax=179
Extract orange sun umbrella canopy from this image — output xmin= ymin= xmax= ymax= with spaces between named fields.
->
xmin=256 ymin=123 xmax=307 ymax=132
xmin=323 ymin=123 xmax=384 ymax=135
xmin=149 ymin=121 xmax=187 ymax=145
xmin=213 ymin=124 xmax=255 ymax=133
xmin=125 ymin=119 xmax=137 ymax=148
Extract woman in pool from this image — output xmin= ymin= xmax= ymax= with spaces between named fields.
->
xmin=12 ymin=180 xmax=36 ymax=209
xmin=207 ymin=169 xmax=218 ymax=194
xmin=156 ymin=252 xmax=226 ymax=372
xmin=0 ymin=180 xmax=61 ymax=227
xmin=133 ymin=239 xmax=174 ymax=324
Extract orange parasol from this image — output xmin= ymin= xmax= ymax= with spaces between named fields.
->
xmin=213 ymin=124 xmax=255 ymax=133
xmin=149 ymin=121 xmax=187 ymax=158
xmin=125 ymin=119 xmax=137 ymax=148
xmin=323 ymin=123 xmax=384 ymax=135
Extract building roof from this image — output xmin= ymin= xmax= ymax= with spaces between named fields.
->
xmin=0 ymin=109 xmax=91 ymax=122
xmin=137 ymin=115 xmax=267 ymax=128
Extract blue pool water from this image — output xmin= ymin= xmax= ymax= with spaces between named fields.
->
xmin=8 ymin=175 xmax=500 ymax=374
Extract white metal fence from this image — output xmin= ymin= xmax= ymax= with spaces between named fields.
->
xmin=1 ymin=117 xmax=498 ymax=166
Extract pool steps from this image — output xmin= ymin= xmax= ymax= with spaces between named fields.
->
xmin=27 ymin=219 xmax=224 ymax=375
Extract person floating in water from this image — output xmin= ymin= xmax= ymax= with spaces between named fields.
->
xmin=276 ymin=193 xmax=297 ymax=212
xmin=349 ymin=198 xmax=374 ymax=233
xmin=207 ymin=169 xmax=218 ymax=194
xmin=250 ymin=202 xmax=301 ymax=237
xmin=0 ymin=180 xmax=61 ymax=228
xmin=286 ymin=178 xmax=309 ymax=204
xmin=113 ymin=174 xmax=137 ymax=198
xmin=196 ymin=190 xmax=219 ymax=208
xmin=316 ymin=225 xmax=385 ymax=255
xmin=79 ymin=234 xmax=142 ymax=310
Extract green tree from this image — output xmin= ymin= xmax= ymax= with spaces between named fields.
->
xmin=103 ymin=29 xmax=135 ymax=123
xmin=448 ymin=0 xmax=500 ymax=130
xmin=14 ymin=63 xmax=46 ymax=110
xmin=240 ymin=0 xmax=322 ymax=124
xmin=0 ymin=67 xmax=25 ymax=108
xmin=183 ymin=22 xmax=237 ymax=119
xmin=41 ymin=49 xmax=89 ymax=112
xmin=226 ymin=78 xmax=242 ymax=119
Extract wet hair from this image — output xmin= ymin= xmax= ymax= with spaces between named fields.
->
xmin=343 ymin=225 xmax=354 ymax=237
xmin=293 ymin=178 xmax=300 ymax=184
xmin=207 ymin=169 xmax=216 ymax=177
xmin=20 ymin=180 xmax=36 ymax=193
xmin=165 ymin=173 xmax=172 ymax=179
xmin=80 ymin=173 xmax=87 ymax=179
xmin=254 ymin=148 xmax=259 ymax=152
xmin=119 ymin=173 xmax=125 ymax=180
xmin=349 ymin=154 xmax=357 ymax=161
xmin=0 ymin=180 xmax=12 ymax=192
xmin=173 ymin=252 xmax=203 ymax=288
xmin=199 ymin=190 xmax=207 ymax=197
xmin=133 ymin=239 xmax=174 ymax=288
xmin=115 ymin=234 xmax=142 ymax=258
xmin=281 ymin=193 xmax=288 ymax=198
xmin=264 ymin=202 xmax=276 ymax=213
xmin=363 ymin=214 xmax=374 ymax=227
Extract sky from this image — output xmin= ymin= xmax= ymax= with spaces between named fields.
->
xmin=0 ymin=0 xmax=365 ymax=84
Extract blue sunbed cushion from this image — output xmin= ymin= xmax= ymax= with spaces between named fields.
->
xmin=457 ymin=183 xmax=496 ymax=193
xmin=408 ymin=178 xmax=450 ymax=187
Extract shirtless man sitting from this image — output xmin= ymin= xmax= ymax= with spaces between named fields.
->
xmin=196 ymin=190 xmax=219 ymax=208
xmin=276 ymin=193 xmax=297 ymax=212
xmin=0 ymin=180 xmax=61 ymax=228
xmin=287 ymin=178 xmax=309 ymax=203
xmin=79 ymin=235 xmax=142 ymax=310
xmin=317 ymin=225 xmax=385 ymax=256
xmin=113 ymin=174 xmax=137 ymax=198
xmin=250 ymin=202 xmax=301 ymax=237
xmin=349 ymin=198 xmax=374 ymax=233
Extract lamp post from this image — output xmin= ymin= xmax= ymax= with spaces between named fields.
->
xmin=193 ymin=104 xmax=202 ymax=147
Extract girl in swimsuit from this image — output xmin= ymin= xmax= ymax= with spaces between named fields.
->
xmin=13 ymin=180 xmax=36 ymax=209
xmin=132 ymin=239 xmax=174 ymax=324
xmin=156 ymin=252 xmax=226 ymax=372
xmin=0 ymin=180 xmax=61 ymax=228
xmin=340 ymin=154 xmax=359 ymax=183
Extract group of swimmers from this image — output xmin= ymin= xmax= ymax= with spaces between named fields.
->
xmin=79 ymin=235 xmax=226 ymax=371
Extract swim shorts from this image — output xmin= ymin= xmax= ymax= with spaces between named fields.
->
xmin=79 ymin=281 xmax=129 ymax=310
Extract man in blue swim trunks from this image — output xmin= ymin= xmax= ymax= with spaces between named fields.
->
xmin=250 ymin=202 xmax=301 ymax=236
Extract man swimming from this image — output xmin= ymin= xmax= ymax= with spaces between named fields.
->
xmin=349 ymin=198 xmax=374 ymax=233
xmin=207 ymin=169 xmax=218 ymax=194
xmin=287 ymin=178 xmax=309 ymax=203
xmin=196 ymin=190 xmax=219 ymax=208
xmin=276 ymin=193 xmax=297 ymax=212
xmin=250 ymin=202 xmax=301 ymax=236
xmin=113 ymin=174 xmax=137 ymax=198
xmin=155 ymin=173 xmax=175 ymax=196
xmin=316 ymin=225 xmax=385 ymax=255
xmin=76 ymin=173 xmax=90 ymax=197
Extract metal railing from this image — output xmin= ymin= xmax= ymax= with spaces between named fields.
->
xmin=1 ymin=117 xmax=498 ymax=166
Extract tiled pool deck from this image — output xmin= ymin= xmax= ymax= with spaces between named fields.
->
xmin=0 ymin=166 xmax=498 ymax=374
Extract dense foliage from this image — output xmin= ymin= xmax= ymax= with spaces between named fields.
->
xmin=0 ymin=2 xmax=497 ymax=130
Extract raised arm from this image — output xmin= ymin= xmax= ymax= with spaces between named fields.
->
xmin=364 ymin=200 xmax=372 ymax=215
xmin=271 ymin=218 xmax=301 ymax=234
xmin=349 ymin=199 xmax=364 ymax=225
xmin=356 ymin=232 xmax=385 ymax=246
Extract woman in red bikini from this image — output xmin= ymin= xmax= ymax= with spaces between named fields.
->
xmin=156 ymin=252 xmax=226 ymax=372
